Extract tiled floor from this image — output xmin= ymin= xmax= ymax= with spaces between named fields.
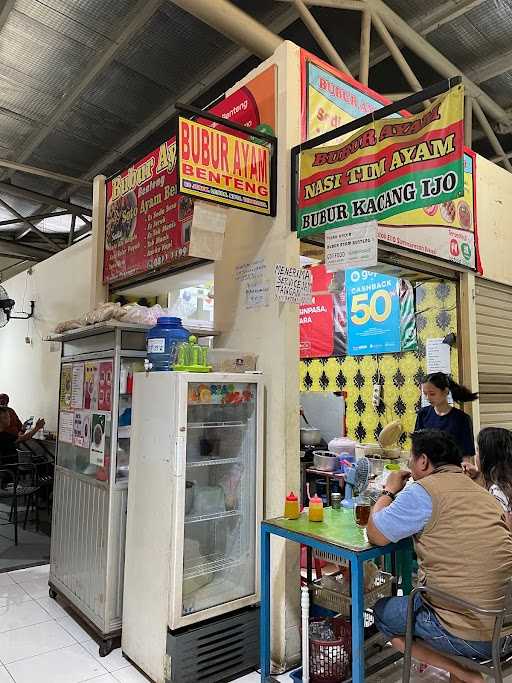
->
xmin=0 ymin=566 xmax=511 ymax=683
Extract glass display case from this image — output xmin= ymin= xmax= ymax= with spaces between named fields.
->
xmin=49 ymin=323 xmax=148 ymax=656
xmin=122 ymin=373 xmax=263 ymax=683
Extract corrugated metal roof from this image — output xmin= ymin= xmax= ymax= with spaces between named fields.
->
xmin=0 ymin=0 xmax=511 ymax=270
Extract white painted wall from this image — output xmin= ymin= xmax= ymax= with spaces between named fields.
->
xmin=0 ymin=239 xmax=92 ymax=430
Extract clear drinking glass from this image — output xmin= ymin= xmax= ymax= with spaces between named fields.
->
xmin=354 ymin=495 xmax=371 ymax=528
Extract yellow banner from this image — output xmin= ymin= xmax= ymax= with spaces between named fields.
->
xmin=178 ymin=117 xmax=271 ymax=215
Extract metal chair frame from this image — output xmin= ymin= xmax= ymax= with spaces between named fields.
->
xmin=0 ymin=459 xmax=42 ymax=545
xmin=403 ymin=582 xmax=512 ymax=683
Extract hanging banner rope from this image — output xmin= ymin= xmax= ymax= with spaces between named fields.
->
xmin=296 ymin=84 xmax=464 ymax=238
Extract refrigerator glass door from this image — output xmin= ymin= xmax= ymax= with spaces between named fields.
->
xmin=181 ymin=381 xmax=257 ymax=617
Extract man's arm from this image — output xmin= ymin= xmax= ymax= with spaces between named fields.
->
xmin=367 ymin=494 xmax=396 ymax=545
xmin=16 ymin=418 xmax=45 ymax=443
xmin=367 ymin=472 xmax=433 ymax=546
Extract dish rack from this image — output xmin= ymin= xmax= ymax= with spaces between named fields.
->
xmin=310 ymin=570 xmax=394 ymax=617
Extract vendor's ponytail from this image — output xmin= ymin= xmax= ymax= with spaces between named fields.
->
xmin=426 ymin=372 xmax=478 ymax=403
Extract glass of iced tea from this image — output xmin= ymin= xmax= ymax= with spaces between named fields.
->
xmin=354 ymin=495 xmax=371 ymax=528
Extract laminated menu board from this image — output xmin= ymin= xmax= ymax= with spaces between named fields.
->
xmin=73 ymin=411 xmax=91 ymax=449
xmin=71 ymin=364 xmax=84 ymax=409
xmin=58 ymin=411 xmax=73 ymax=444
xmin=90 ymin=413 xmax=107 ymax=467
xmin=98 ymin=361 xmax=113 ymax=412
xmin=60 ymin=365 xmax=72 ymax=410
xmin=83 ymin=362 xmax=99 ymax=410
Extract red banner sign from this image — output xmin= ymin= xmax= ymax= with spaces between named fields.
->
xmin=103 ymin=66 xmax=276 ymax=284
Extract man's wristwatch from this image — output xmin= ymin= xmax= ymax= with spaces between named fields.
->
xmin=381 ymin=489 xmax=396 ymax=501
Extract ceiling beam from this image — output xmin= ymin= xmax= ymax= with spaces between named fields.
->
xmin=276 ymin=0 xmax=508 ymax=122
xmin=0 ymin=259 xmax=29 ymax=280
xmin=2 ymin=0 xmax=165 ymax=183
xmin=465 ymin=48 xmax=512 ymax=85
xmin=0 ymin=182 xmax=91 ymax=216
xmin=170 ymin=0 xmax=282 ymax=59
xmin=0 ymin=237 xmax=54 ymax=261
xmin=293 ymin=0 xmax=352 ymax=74
xmin=0 ymin=159 xmax=91 ymax=188
xmin=0 ymin=210 xmax=69 ymax=227
xmin=362 ymin=0 xmax=510 ymax=124
xmin=0 ymin=198 xmax=61 ymax=252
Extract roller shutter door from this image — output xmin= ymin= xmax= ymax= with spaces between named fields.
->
xmin=476 ymin=279 xmax=512 ymax=429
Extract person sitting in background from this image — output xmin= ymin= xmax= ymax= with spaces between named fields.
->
xmin=368 ymin=429 xmax=512 ymax=683
xmin=0 ymin=407 xmax=45 ymax=466
xmin=463 ymin=427 xmax=512 ymax=529
xmin=0 ymin=394 xmax=23 ymax=436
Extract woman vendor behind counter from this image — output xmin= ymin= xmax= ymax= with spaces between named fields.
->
xmin=416 ymin=372 xmax=478 ymax=459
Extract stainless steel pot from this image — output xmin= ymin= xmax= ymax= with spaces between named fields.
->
xmin=300 ymin=427 xmax=322 ymax=446
xmin=313 ymin=450 xmax=338 ymax=472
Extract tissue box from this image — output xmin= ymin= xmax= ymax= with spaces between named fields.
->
xmin=209 ymin=349 xmax=257 ymax=373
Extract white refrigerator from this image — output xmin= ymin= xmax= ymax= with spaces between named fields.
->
xmin=122 ymin=372 xmax=263 ymax=683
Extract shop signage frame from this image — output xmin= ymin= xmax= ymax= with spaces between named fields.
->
xmin=176 ymin=103 xmax=278 ymax=218
xmin=291 ymin=77 xmax=463 ymax=240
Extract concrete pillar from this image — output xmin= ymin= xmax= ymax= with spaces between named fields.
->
xmin=89 ymin=174 xmax=107 ymax=308
xmin=214 ymin=41 xmax=302 ymax=669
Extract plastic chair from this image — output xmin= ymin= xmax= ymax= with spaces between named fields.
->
xmin=403 ymin=582 xmax=512 ymax=683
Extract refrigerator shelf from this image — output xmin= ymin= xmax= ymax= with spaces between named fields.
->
xmin=184 ymin=553 xmax=243 ymax=579
xmin=188 ymin=421 xmax=246 ymax=429
xmin=187 ymin=457 xmax=241 ymax=468
xmin=184 ymin=509 xmax=240 ymax=524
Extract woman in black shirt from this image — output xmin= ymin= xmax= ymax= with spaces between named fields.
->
xmin=415 ymin=372 xmax=478 ymax=460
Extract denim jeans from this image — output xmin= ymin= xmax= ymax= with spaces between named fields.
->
xmin=373 ymin=594 xmax=507 ymax=662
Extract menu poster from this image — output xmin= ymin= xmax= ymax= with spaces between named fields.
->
xmin=98 ymin=361 xmax=113 ymax=412
xmin=71 ymin=364 xmax=85 ymax=409
xmin=90 ymin=413 xmax=106 ymax=467
xmin=58 ymin=411 xmax=74 ymax=444
xmin=60 ymin=365 xmax=72 ymax=410
xmin=83 ymin=362 xmax=99 ymax=410
xmin=73 ymin=410 xmax=91 ymax=449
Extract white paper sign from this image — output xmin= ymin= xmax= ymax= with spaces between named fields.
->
xmin=426 ymin=338 xmax=451 ymax=374
xmin=325 ymin=221 xmax=378 ymax=272
xmin=188 ymin=200 xmax=227 ymax=261
xmin=235 ymin=258 xmax=266 ymax=282
xmin=274 ymin=265 xmax=312 ymax=304
xmin=71 ymin=363 xmax=85 ymax=409
xmin=245 ymin=281 xmax=270 ymax=309
xmin=422 ymin=338 xmax=453 ymax=407
xmin=58 ymin=411 xmax=74 ymax=444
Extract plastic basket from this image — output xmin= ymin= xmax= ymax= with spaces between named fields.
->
xmin=312 ymin=550 xmax=349 ymax=566
xmin=311 ymin=570 xmax=394 ymax=617
xmin=309 ymin=616 xmax=351 ymax=683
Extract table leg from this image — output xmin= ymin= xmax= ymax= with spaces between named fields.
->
xmin=260 ymin=526 xmax=271 ymax=682
xmin=350 ymin=557 xmax=365 ymax=683
xmin=306 ymin=546 xmax=313 ymax=585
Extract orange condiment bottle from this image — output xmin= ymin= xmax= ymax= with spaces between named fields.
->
xmin=308 ymin=494 xmax=324 ymax=522
xmin=285 ymin=491 xmax=300 ymax=519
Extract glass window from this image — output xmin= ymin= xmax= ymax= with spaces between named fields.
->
xmin=182 ymin=382 xmax=257 ymax=616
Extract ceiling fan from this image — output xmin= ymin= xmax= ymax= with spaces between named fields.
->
xmin=0 ymin=284 xmax=34 ymax=328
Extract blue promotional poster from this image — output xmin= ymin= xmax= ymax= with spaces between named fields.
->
xmin=346 ymin=269 xmax=401 ymax=356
